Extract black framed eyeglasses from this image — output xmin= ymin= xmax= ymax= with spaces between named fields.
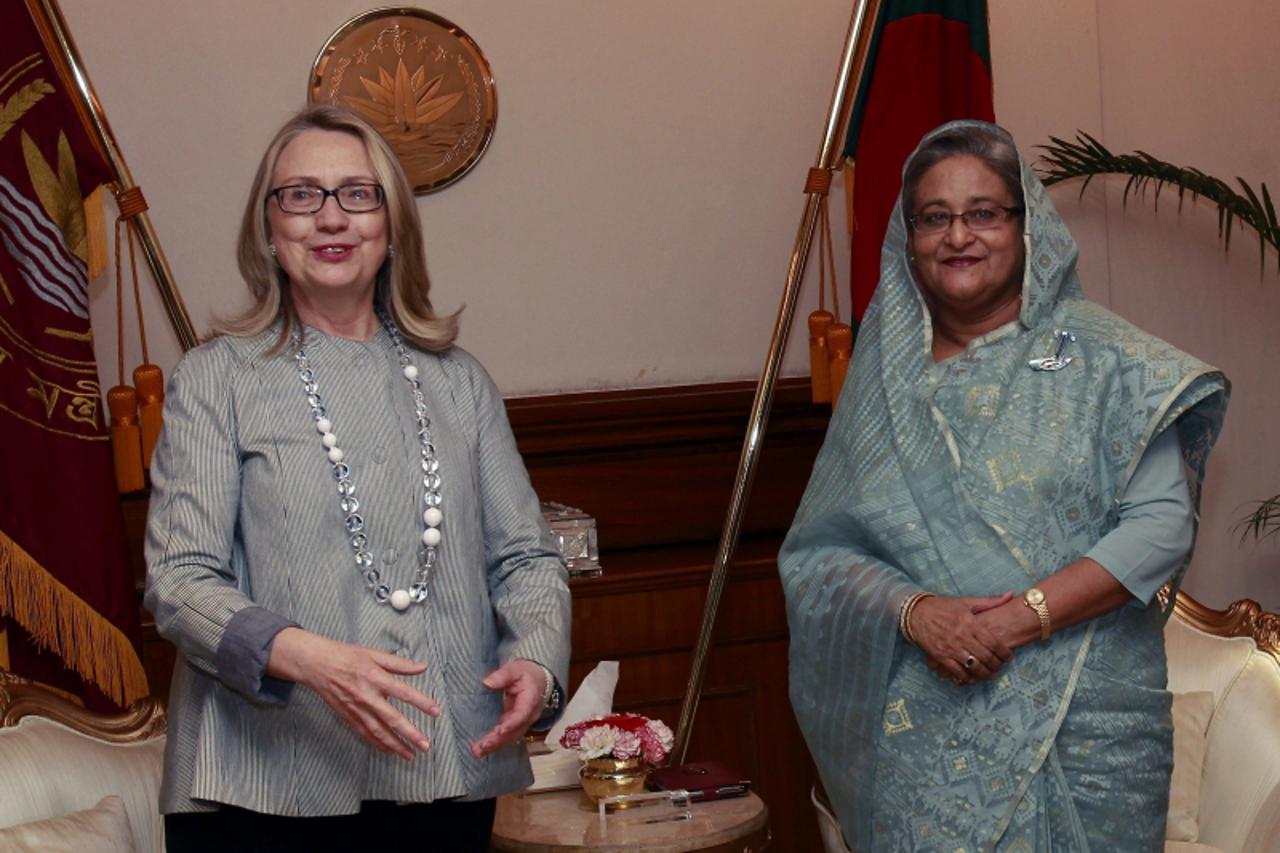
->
xmin=268 ymin=183 xmax=385 ymax=214
xmin=908 ymin=205 xmax=1023 ymax=235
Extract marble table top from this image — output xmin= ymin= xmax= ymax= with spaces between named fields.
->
xmin=491 ymin=788 xmax=769 ymax=853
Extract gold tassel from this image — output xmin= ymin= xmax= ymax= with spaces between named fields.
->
xmin=808 ymin=310 xmax=834 ymax=403
xmin=827 ymin=160 xmax=860 ymax=405
xmin=812 ymin=167 xmax=853 ymax=406
xmin=829 ymin=158 xmax=860 ymax=404
xmin=805 ymin=167 xmax=843 ymax=406
xmin=108 ymin=197 xmax=143 ymax=493
xmin=108 ymin=187 xmax=162 ymax=486
xmin=107 ymin=385 xmax=145 ymax=493
xmin=134 ymin=364 xmax=163 ymax=468
xmin=0 ymin=528 xmax=149 ymax=705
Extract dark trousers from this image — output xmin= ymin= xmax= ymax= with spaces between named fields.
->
xmin=164 ymin=798 xmax=495 ymax=852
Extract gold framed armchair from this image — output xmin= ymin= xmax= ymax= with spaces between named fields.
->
xmin=0 ymin=670 xmax=166 ymax=851
xmin=1164 ymin=592 xmax=1280 ymax=852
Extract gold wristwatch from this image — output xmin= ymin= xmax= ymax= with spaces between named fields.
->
xmin=1023 ymin=587 xmax=1051 ymax=641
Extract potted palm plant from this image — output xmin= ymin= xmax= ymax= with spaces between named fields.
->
xmin=1036 ymin=133 xmax=1279 ymax=544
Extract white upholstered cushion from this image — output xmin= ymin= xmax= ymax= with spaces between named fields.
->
xmin=1165 ymin=615 xmax=1280 ymax=852
xmin=1165 ymin=617 xmax=1258 ymax=700
xmin=0 ymin=795 xmax=137 ymax=852
xmin=1167 ymin=690 xmax=1214 ymax=841
xmin=0 ymin=717 xmax=164 ymax=853
xmin=1198 ymin=653 xmax=1280 ymax=852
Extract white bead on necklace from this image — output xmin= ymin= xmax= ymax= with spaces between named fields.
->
xmin=292 ymin=310 xmax=443 ymax=611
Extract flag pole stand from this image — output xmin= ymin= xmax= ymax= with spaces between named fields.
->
xmin=671 ymin=0 xmax=883 ymax=764
xmin=26 ymin=0 xmax=199 ymax=352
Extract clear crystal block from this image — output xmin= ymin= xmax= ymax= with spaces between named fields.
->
xmin=540 ymin=500 xmax=602 ymax=578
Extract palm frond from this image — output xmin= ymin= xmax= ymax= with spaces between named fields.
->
xmin=1234 ymin=494 xmax=1280 ymax=543
xmin=1036 ymin=132 xmax=1280 ymax=276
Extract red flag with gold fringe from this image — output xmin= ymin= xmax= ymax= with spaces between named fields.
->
xmin=0 ymin=0 xmax=147 ymax=709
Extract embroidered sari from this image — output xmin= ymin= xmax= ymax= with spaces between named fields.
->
xmin=780 ymin=121 xmax=1228 ymax=851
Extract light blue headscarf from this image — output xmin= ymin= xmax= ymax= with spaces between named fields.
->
xmin=780 ymin=121 xmax=1227 ymax=850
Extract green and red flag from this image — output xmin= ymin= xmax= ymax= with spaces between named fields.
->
xmin=844 ymin=0 xmax=995 ymax=327
xmin=0 ymin=0 xmax=147 ymax=709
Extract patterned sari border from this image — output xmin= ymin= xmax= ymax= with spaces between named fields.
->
xmin=988 ymin=620 xmax=1097 ymax=848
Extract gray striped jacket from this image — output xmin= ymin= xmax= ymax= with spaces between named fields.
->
xmin=144 ymin=326 xmax=570 ymax=815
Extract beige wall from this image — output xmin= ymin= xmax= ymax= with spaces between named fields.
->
xmin=63 ymin=1 xmax=1278 ymax=606
xmin=993 ymin=0 xmax=1280 ymax=607
xmin=68 ymin=0 xmax=854 ymax=393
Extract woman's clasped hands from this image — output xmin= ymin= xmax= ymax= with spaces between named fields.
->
xmin=909 ymin=593 xmax=1014 ymax=686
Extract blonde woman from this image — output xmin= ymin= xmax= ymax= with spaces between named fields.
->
xmin=146 ymin=106 xmax=570 ymax=850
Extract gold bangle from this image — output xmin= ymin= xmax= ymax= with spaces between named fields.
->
xmin=897 ymin=592 xmax=920 ymax=637
xmin=904 ymin=593 xmax=931 ymax=644
xmin=906 ymin=593 xmax=928 ymax=635
xmin=896 ymin=593 xmax=915 ymax=637
xmin=900 ymin=592 xmax=935 ymax=645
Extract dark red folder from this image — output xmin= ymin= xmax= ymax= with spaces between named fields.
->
xmin=647 ymin=761 xmax=751 ymax=802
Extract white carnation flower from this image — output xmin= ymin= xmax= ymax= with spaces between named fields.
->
xmin=579 ymin=725 xmax=619 ymax=759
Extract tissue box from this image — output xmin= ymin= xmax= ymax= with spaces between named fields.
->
xmin=529 ymin=660 xmax=620 ymax=792
xmin=526 ymin=740 xmax=584 ymax=792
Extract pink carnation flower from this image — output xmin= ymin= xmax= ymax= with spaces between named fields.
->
xmin=647 ymin=719 xmax=674 ymax=751
xmin=611 ymin=729 xmax=642 ymax=760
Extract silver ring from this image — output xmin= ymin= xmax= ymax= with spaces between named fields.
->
xmin=964 ymin=655 xmax=976 ymax=670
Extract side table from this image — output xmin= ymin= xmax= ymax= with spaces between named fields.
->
xmin=491 ymin=788 xmax=770 ymax=853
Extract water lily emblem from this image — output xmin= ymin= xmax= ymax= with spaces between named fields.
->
xmin=1028 ymin=329 xmax=1077 ymax=372
xmin=345 ymin=59 xmax=463 ymax=134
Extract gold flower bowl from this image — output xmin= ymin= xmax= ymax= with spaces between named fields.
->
xmin=579 ymin=756 xmax=650 ymax=805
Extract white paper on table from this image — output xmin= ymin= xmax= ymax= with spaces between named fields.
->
xmin=527 ymin=660 xmax=619 ymax=791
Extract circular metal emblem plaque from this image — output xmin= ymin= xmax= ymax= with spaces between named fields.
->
xmin=309 ymin=7 xmax=497 ymax=194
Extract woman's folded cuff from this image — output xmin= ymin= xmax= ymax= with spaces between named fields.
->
xmin=216 ymin=606 xmax=299 ymax=704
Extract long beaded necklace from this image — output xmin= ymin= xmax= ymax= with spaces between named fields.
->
xmin=292 ymin=310 xmax=442 ymax=611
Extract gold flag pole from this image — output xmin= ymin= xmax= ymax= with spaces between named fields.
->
xmin=28 ymin=0 xmax=198 ymax=352
xmin=671 ymin=0 xmax=883 ymax=764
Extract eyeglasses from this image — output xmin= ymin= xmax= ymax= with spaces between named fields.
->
xmin=268 ymin=183 xmax=385 ymax=214
xmin=908 ymin=205 xmax=1023 ymax=235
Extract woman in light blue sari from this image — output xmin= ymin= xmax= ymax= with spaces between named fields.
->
xmin=780 ymin=121 xmax=1228 ymax=851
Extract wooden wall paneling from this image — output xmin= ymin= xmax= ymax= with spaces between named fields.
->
xmin=506 ymin=378 xmax=828 ymax=550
